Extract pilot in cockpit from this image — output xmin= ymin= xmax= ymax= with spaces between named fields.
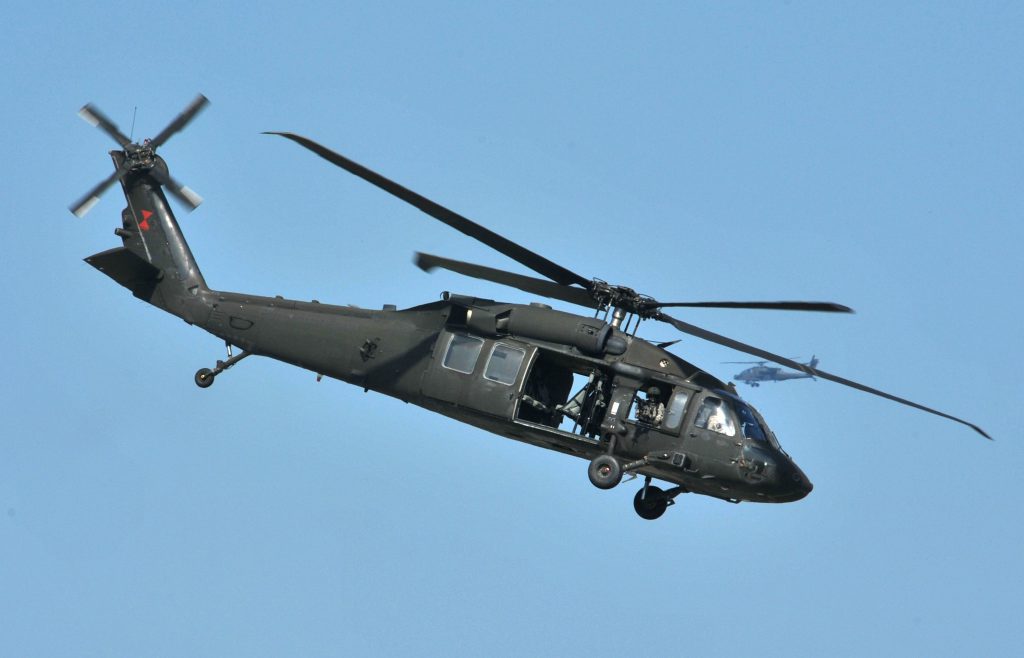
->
xmin=696 ymin=397 xmax=737 ymax=437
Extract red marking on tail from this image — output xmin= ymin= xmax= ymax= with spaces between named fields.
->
xmin=139 ymin=209 xmax=153 ymax=231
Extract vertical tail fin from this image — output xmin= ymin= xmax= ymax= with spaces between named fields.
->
xmin=85 ymin=152 xmax=208 ymax=324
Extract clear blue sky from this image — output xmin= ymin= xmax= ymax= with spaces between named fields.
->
xmin=2 ymin=2 xmax=1021 ymax=656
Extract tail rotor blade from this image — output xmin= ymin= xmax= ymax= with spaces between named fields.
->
xmin=78 ymin=104 xmax=131 ymax=148
xmin=149 ymin=166 xmax=203 ymax=210
xmin=69 ymin=162 xmax=131 ymax=217
xmin=150 ymin=94 xmax=209 ymax=148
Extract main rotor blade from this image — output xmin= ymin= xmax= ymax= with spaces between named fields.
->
xmin=149 ymin=166 xmax=203 ymax=210
xmin=724 ymin=356 xmax=801 ymax=364
xmin=415 ymin=252 xmax=598 ymax=309
xmin=150 ymin=94 xmax=209 ymax=148
xmin=79 ymin=104 xmax=131 ymax=148
xmin=266 ymin=132 xmax=591 ymax=288
xmin=69 ymin=161 xmax=131 ymax=217
xmin=654 ymin=311 xmax=991 ymax=439
xmin=650 ymin=301 xmax=854 ymax=313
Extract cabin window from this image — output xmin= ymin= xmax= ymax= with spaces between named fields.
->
xmin=484 ymin=343 xmax=526 ymax=385
xmin=442 ymin=334 xmax=484 ymax=374
xmin=694 ymin=397 xmax=736 ymax=437
xmin=663 ymin=389 xmax=691 ymax=431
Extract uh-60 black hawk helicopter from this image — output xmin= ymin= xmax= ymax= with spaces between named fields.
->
xmin=72 ymin=95 xmax=990 ymax=520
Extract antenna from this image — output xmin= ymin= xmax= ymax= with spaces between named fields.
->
xmin=129 ymin=106 xmax=138 ymax=142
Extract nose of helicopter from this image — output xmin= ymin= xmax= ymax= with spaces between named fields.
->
xmin=773 ymin=458 xmax=813 ymax=502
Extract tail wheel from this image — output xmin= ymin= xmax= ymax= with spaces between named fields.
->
xmin=588 ymin=455 xmax=622 ymax=490
xmin=194 ymin=368 xmax=215 ymax=388
xmin=633 ymin=485 xmax=669 ymax=520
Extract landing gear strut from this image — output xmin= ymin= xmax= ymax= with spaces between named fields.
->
xmin=586 ymin=441 xmax=686 ymax=520
xmin=194 ymin=342 xmax=250 ymax=388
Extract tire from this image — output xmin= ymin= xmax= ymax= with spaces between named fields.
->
xmin=588 ymin=455 xmax=622 ymax=490
xmin=195 ymin=368 xmax=215 ymax=388
xmin=633 ymin=485 xmax=668 ymax=520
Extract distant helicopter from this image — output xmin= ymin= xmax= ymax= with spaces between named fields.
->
xmin=70 ymin=95 xmax=990 ymax=521
xmin=728 ymin=356 xmax=821 ymax=387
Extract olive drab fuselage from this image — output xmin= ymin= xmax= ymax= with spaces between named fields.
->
xmin=85 ymin=153 xmax=811 ymax=508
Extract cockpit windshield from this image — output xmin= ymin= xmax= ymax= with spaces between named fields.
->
xmin=731 ymin=398 xmax=783 ymax=451
xmin=733 ymin=401 xmax=767 ymax=442
xmin=696 ymin=393 xmax=781 ymax=450
xmin=693 ymin=394 xmax=784 ymax=451
xmin=746 ymin=402 xmax=783 ymax=452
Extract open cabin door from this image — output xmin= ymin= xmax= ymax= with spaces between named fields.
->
xmin=421 ymin=329 xmax=535 ymax=419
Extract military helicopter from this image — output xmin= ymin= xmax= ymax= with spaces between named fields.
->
xmin=728 ymin=356 xmax=820 ymax=387
xmin=71 ymin=95 xmax=990 ymax=521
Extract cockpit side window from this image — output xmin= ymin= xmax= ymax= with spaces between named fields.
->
xmin=694 ymin=397 xmax=736 ymax=437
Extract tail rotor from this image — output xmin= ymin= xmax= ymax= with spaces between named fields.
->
xmin=70 ymin=94 xmax=208 ymax=218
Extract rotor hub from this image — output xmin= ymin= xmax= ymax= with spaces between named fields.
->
xmin=589 ymin=279 xmax=659 ymax=318
xmin=123 ymin=141 xmax=157 ymax=171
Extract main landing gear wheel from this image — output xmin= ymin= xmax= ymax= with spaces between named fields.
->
xmin=194 ymin=368 xmax=215 ymax=388
xmin=633 ymin=485 xmax=669 ymax=520
xmin=588 ymin=455 xmax=623 ymax=490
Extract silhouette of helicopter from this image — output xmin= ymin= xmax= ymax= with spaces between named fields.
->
xmin=728 ymin=356 xmax=821 ymax=387
xmin=70 ymin=95 xmax=990 ymax=521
